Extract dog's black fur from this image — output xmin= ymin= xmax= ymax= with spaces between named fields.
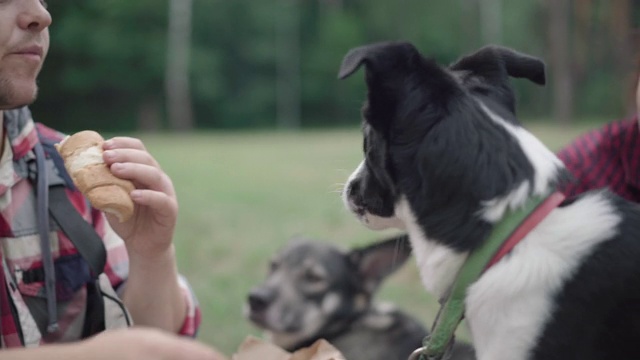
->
xmin=341 ymin=42 xmax=550 ymax=252
xmin=339 ymin=42 xmax=640 ymax=360
xmin=245 ymin=235 xmax=476 ymax=360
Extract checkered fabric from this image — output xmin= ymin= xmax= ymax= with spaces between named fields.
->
xmin=0 ymin=107 xmax=201 ymax=347
xmin=557 ymin=116 xmax=640 ymax=203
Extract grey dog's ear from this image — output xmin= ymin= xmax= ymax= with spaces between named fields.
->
xmin=348 ymin=234 xmax=412 ymax=293
xmin=338 ymin=41 xmax=418 ymax=79
xmin=451 ymin=45 xmax=546 ymax=86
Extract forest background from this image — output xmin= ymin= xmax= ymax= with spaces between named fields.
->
xmin=34 ymin=0 xmax=640 ymax=132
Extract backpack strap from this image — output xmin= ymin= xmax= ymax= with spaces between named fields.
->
xmin=33 ymin=141 xmax=58 ymax=333
xmin=35 ymin=131 xmax=108 ymax=337
xmin=35 ymin=132 xmax=107 ymax=275
xmin=38 ymin=133 xmax=75 ymax=190
xmin=47 ymin=187 xmax=107 ymax=276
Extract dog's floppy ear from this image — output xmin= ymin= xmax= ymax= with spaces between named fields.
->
xmin=451 ymin=45 xmax=546 ymax=85
xmin=338 ymin=41 xmax=417 ymax=80
xmin=348 ymin=234 xmax=412 ymax=293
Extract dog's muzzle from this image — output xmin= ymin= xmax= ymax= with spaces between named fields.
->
xmin=343 ymin=162 xmax=404 ymax=230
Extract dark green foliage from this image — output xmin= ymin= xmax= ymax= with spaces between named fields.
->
xmin=27 ymin=0 xmax=635 ymax=132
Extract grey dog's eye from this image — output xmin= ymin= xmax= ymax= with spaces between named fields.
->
xmin=269 ymin=260 xmax=279 ymax=273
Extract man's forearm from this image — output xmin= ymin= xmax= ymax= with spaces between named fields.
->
xmin=121 ymin=244 xmax=187 ymax=332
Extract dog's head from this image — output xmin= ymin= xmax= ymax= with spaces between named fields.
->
xmin=244 ymin=234 xmax=412 ymax=350
xmin=340 ymin=42 xmax=564 ymax=251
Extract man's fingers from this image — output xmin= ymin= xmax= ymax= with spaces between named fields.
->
xmin=104 ymin=137 xmax=147 ymax=151
xmin=103 ymin=148 xmax=159 ymax=168
xmin=129 ymin=189 xmax=178 ymax=219
xmin=170 ymin=337 xmax=226 ymax=360
xmin=110 ymin=162 xmax=173 ymax=195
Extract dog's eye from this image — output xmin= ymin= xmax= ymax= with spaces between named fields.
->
xmin=269 ymin=260 xmax=279 ymax=273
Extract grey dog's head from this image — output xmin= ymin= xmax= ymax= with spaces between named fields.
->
xmin=244 ymin=234 xmax=411 ymax=350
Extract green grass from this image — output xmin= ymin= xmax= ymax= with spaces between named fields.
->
xmin=134 ymin=122 xmax=601 ymax=355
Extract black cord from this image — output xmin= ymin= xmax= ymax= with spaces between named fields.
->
xmin=100 ymin=289 xmax=133 ymax=327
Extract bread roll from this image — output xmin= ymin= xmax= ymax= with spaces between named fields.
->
xmin=55 ymin=130 xmax=135 ymax=222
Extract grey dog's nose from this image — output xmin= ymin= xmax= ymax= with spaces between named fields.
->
xmin=248 ymin=287 xmax=275 ymax=312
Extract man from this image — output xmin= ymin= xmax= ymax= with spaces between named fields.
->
xmin=557 ymin=72 xmax=640 ymax=203
xmin=0 ymin=1 xmax=220 ymax=359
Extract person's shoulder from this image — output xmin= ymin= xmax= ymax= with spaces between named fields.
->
xmin=601 ymin=117 xmax=637 ymax=138
xmin=559 ymin=117 xmax=635 ymax=156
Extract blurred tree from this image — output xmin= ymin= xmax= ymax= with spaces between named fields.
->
xmin=32 ymin=1 xmax=169 ymax=132
xmin=166 ymin=0 xmax=194 ymax=131
xmin=276 ymin=0 xmax=301 ymax=129
xmin=27 ymin=0 xmax=638 ymax=131
xmin=479 ymin=0 xmax=502 ymax=44
xmin=546 ymin=0 xmax=574 ymax=124
xmin=608 ymin=0 xmax=635 ymax=112
xmin=190 ymin=0 xmax=278 ymax=129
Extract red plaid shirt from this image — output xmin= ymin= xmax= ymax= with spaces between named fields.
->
xmin=557 ymin=116 xmax=640 ymax=202
xmin=0 ymin=107 xmax=201 ymax=347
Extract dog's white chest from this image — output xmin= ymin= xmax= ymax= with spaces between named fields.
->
xmin=396 ymin=199 xmax=468 ymax=299
xmin=463 ymin=195 xmax=620 ymax=360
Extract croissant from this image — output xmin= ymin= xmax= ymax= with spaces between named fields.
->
xmin=55 ymin=130 xmax=135 ymax=222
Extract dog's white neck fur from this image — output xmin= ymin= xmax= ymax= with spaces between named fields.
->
xmin=476 ymin=101 xmax=563 ymax=223
xmin=395 ymin=197 xmax=468 ymax=299
xmin=466 ymin=193 xmax=619 ymax=360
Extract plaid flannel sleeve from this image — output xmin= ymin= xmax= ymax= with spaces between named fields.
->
xmin=96 ymin=211 xmax=202 ymax=337
xmin=556 ymin=125 xmax=605 ymax=199
xmin=176 ymin=275 xmax=202 ymax=337
xmin=556 ymin=118 xmax=640 ymax=202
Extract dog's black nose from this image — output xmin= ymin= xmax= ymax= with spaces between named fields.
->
xmin=248 ymin=287 xmax=275 ymax=312
xmin=346 ymin=180 xmax=367 ymax=211
xmin=347 ymin=178 xmax=360 ymax=198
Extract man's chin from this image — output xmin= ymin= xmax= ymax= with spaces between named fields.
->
xmin=0 ymin=81 xmax=39 ymax=110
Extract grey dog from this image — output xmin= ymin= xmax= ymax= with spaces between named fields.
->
xmin=245 ymin=235 xmax=476 ymax=360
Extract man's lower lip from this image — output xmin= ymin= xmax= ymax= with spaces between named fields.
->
xmin=10 ymin=53 xmax=42 ymax=61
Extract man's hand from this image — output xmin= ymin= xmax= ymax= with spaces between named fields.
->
xmin=0 ymin=328 xmax=226 ymax=360
xmin=101 ymin=136 xmax=178 ymax=260
xmin=101 ymin=136 xmax=187 ymax=332
xmin=83 ymin=328 xmax=226 ymax=360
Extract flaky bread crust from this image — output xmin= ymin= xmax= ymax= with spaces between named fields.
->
xmin=55 ymin=130 xmax=135 ymax=222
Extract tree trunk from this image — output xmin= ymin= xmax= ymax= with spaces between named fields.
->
xmin=137 ymin=97 xmax=162 ymax=132
xmin=572 ymin=0 xmax=592 ymax=82
xmin=165 ymin=0 xmax=194 ymax=131
xmin=608 ymin=0 xmax=635 ymax=112
xmin=319 ymin=0 xmax=342 ymax=7
xmin=276 ymin=0 xmax=301 ymax=129
xmin=547 ymin=0 xmax=573 ymax=125
xmin=479 ymin=0 xmax=502 ymax=45
xmin=459 ymin=0 xmax=478 ymax=49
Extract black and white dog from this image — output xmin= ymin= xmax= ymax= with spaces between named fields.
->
xmin=245 ymin=235 xmax=442 ymax=360
xmin=339 ymin=42 xmax=640 ymax=360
